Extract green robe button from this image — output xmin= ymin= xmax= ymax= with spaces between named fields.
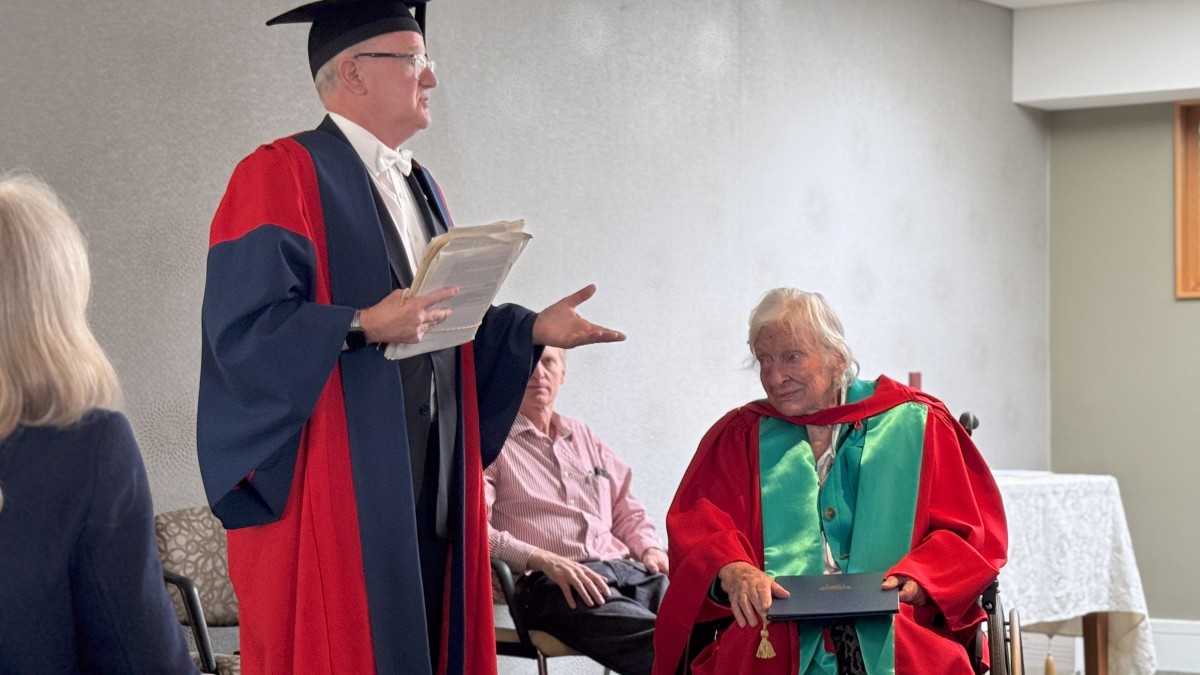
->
xmin=824 ymin=507 xmax=836 ymax=520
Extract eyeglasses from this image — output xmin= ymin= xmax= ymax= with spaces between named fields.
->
xmin=353 ymin=52 xmax=436 ymax=75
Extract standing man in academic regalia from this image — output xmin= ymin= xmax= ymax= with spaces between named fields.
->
xmin=196 ymin=3 xmax=624 ymax=674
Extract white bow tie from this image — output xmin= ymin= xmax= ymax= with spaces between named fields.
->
xmin=375 ymin=146 xmax=413 ymax=177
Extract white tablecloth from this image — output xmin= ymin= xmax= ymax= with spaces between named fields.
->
xmin=994 ymin=471 xmax=1156 ymax=675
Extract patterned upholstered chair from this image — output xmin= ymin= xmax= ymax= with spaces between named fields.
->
xmin=491 ymin=557 xmax=611 ymax=675
xmin=154 ymin=506 xmax=240 ymax=675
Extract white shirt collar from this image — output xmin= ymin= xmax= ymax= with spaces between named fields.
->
xmin=327 ymin=112 xmax=407 ymax=177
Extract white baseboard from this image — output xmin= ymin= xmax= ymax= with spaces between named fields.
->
xmin=1153 ymin=618 xmax=1200 ymax=673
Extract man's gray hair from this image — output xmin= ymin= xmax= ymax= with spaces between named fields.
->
xmin=314 ymin=57 xmax=340 ymax=102
xmin=747 ymin=288 xmax=859 ymax=390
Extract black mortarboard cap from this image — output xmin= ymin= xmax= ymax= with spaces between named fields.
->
xmin=267 ymin=0 xmax=429 ymax=78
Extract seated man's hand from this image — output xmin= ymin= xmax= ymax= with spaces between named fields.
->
xmin=528 ymin=549 xmax=611 ymax=610
xmin=532 ymin=285 xmax=625 ymax=348
xmin=881 ymin=574 xmax=928 ymax=606
xmin=642 ymin=547 xmax=670 ymax=577
xmin=716 ymin=561 xmax=790 ymax=628
xmin=360 ymin=286 xmax=459 ymax=344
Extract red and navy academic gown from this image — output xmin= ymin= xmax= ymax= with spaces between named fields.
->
xmin=652 ymin=377 xmax=1007 ymax=675
xmin=197 ymin=118 xmax=535 ymax=675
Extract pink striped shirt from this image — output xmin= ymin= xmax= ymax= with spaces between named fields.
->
xmin=485 ymin=411 xmax=663 ymax=572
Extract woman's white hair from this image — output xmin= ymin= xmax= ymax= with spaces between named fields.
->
xmin=0 ymin=173 xmax=121 ymax=442
xmin=747 ymin=288 xmax=859 ymax=390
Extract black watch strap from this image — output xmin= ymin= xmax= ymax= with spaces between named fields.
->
xmin=346 ymin=310 xmax=367 ymax=350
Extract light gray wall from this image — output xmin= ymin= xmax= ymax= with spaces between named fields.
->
xmin=1 ymin=0 xmax=330 ymax=512
xmin=1049 ymin=103 xmax=1200 ymax=622
xmin=1 ymin=0 xmax=1048 ymax=670
xmin=430 ymin=0 xmax=1051 ymax=525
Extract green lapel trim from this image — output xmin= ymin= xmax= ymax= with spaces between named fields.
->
xmin=758 ymin=390 xmax=927 ymax=675
xmin=759 ymin=417 xmax=825 ymax=674
xmin=759 ymin=419 xmax=825 ymax=577
xmin=849 ymin=401 xmax=926 ymax=675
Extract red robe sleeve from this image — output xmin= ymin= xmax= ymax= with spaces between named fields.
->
xmin=888 ymin=401 xmax=1007 ymax=628
xmin=653 ymin=408 xmax=785 ymax=675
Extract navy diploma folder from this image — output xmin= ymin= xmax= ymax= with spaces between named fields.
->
xmin=766 ymin=572 xmax=900 ymax=622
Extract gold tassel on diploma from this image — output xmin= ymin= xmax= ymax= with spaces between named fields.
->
xmin=755 ymin=615 xmax=776 ymax=659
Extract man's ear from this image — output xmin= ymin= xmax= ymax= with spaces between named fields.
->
xmin=337 ymin=57 xmax=367 ymax=95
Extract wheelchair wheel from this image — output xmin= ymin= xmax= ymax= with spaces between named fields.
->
xmin=986 ymin=593 xmax=1008 ymax=674
xmin=1008 ymin=608 xmax=1024 ymax=675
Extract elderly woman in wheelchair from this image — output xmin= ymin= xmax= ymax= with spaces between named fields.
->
xmin=652 ymin=288 xmax=1008 ymax=675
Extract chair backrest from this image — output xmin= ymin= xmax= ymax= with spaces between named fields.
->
xmin=154 ymin=506 xmax=239 ymax=627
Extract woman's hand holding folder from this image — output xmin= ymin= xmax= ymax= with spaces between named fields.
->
xmin=716 ymin=561 xmax=791 ymax=628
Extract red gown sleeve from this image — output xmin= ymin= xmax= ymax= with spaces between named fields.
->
xmin=653 ymin=409 xmax=763 ymax=675
xmin=888 ymin=402 xmax=1008 ymax=632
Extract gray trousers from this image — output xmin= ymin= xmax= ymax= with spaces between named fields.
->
xmin=517 ymin=559 xmax=667 ymax=675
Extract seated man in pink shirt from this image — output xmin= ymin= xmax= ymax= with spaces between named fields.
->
xmin=485 ymin=346 xmax=668 ymax=675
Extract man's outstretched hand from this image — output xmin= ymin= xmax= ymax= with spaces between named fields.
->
xmin=532 ymin=285 xmax=625 ymax=348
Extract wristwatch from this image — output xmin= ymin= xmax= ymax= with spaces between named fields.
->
xmin=346 ymin=310 xmax=367 ymax=350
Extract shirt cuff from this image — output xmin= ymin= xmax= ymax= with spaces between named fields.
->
xmin=627 ymin=535 xmax=664 ymax=561
xmin=708 ymin=577 xmax=730 ymax=606
xmin=493 ymin=536 xmax=538 ymax=573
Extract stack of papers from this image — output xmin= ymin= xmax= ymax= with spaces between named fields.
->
xmin=384 ymin=219 xmax=530 ymax=360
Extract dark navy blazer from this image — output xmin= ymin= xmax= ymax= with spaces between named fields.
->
xmin=0 ymin=410 xmax=196 ymax=674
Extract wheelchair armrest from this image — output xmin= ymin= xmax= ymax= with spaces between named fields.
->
xmin=163 ymin=569 xmax=217 ymax=674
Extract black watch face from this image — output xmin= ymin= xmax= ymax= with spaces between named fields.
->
xmin=347 ymin=328 xmax=367 ymax=350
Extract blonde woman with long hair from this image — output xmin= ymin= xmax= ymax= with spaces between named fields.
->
xmin=0 ymin=174 xmax=196 ymax=674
